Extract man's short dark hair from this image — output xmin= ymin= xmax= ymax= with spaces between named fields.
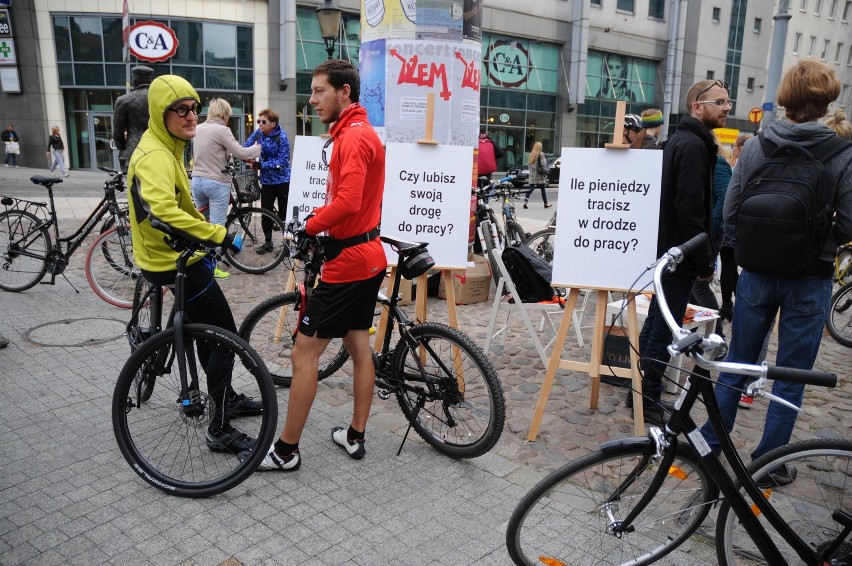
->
xmin=313 ymin=59 xmax=360 ymax=103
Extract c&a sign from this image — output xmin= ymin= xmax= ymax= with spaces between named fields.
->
xmin=128 ymin=21 xmax=179 ymax=63
xmin=484 ymin=39 xmax=529 ymax=88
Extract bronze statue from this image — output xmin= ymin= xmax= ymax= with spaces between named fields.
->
xmin=113 ymin=66 xmax=153 ymax=171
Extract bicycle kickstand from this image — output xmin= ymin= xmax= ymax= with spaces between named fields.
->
xmin=396 ymin=396 xmax=427 ymax=457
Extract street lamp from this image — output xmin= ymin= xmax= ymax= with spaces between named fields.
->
xmin=315 ymin=0 xmax=343 ymax=60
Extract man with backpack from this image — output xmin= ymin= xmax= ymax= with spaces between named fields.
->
xmin=632 ymin=78 xmax=729 ymax=425
xmin=699 ymin=60 xmax=852 ymax=477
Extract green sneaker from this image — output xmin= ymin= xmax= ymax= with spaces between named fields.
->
xmin=214 ymin=267 xmax=231 ymax=279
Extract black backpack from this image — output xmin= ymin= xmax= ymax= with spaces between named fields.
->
xmin=734 ymin=132 xmax=850 ymax=276
xmin=501 ymin=243 xmax=556 ymax=303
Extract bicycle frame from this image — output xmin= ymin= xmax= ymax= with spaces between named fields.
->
xmin=613 ymin=244 xmax=840 ymax=564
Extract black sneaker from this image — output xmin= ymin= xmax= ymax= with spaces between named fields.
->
xmin=642 ymin=406 xmax=669 ymax=427
xmin=256 ymin=242 xmax=274 ymax=255
xmin=757 ymin=464 xmax=797 ymax=488
xmin=206 ymin=423 xmax=257 ymax=454
xmin=332 ymin=427 xmax=366 ymax=460
xmin=224 ymin=391 xmax=263 ymax=418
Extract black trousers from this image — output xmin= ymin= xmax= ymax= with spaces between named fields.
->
xmin=260 ymin=182 xmax=289 ymax=242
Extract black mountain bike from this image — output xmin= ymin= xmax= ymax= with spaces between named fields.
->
xmin=114 ymin=220 xmax=277 ymax=497
xmin=239 ymin=210 xmax=505 ymax=458
xmin=506 ymin=233 xmax=850 ymax=565
xmin=0 ymin=168 xmax=135 ymax=306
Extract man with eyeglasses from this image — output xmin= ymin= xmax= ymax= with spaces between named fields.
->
xmin=127 ymin=74 xmax=262 ymax=455
xmin=629 ymin=78 xmax=729 ymax=426
xmin=247 ymin=59 xmax=386 ymax=472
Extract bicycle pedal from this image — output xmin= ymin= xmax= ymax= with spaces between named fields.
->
xmin=378 ymin=389 xmax=392 ymax=400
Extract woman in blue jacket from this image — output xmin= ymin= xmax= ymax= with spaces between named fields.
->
xmin=244 ymin=109 xmax=291 ymax=254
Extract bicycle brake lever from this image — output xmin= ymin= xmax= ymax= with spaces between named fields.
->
xmin=761 ymin=392 xmax=804 ymax=414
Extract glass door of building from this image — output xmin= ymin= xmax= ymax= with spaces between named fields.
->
xmin=89 ymin=113 xmax=119 ymax=171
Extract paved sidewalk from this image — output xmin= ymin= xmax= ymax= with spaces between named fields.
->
xmin=0 ymin=166 xmax=849 ymax=565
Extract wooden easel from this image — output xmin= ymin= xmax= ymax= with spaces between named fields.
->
xmin=373 ymin=92 xmax=461 ymax=352
xmin=527 ymin=101 xmax=648 ymax=439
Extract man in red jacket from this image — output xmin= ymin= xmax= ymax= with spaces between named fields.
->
xmin=248 ymin=59 xmax=387 ymax=471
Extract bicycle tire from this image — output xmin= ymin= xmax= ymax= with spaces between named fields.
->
xmin=826 ymin=282 xmax=852 ymax=348
xmin=112 ymin=323 xmax=278 ymax=497
xmin=85 ymin=226 xmax=139 ymax=308
xmin=524 ymin=228 xmax=556 ymax=265
xmin=391 ymin=322 xmax=504 ymax=458
xmin=0 ymin=209 xmax=51 ymax=292
xmin=715 ymin=438 xmax=852 ymax=565
xmin=505 ymin=219 xmax=527 ymax=247
xmin=506 ymin=439 xmax=717 ymax=566
xmin=127 ymin=278 xmax=164 ymax=402
xmin=223 ymin=207 xmax=287 ymax=274
xmin=238 ymin=292 xmax=349 ymax=387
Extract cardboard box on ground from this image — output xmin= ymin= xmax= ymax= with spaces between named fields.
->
xmin=438 ymin=254 xmax=491 ymax=305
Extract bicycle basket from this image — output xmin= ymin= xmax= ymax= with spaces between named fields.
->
xmin=399 ymin=247 xmax=435 ymax=280
xmin=235 ymin=171 xmax=261 ymax=203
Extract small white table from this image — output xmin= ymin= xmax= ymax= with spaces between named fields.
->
xmin=607 ymin=295 xmax=719 ymax=393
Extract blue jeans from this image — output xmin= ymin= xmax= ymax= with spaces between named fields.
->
xmin=638 ymin=273 xmax=694 ymax=402
xmin=192 ymin=176 xmax=231 ymax=226
xmin=4 ymin=151 xmax=17 ymax=166
xmin=49 ymin=149 xmax=66 ymax=175
xmin=699 ymin=270 xmax=832 ymax=460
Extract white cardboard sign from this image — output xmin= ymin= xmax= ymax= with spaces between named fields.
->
xmin=380 ymin=142 xmax=473 ymax=269
xmin=551 ymin=148 xmax=662 ymax=291
xmin=285 ymin=135 xmax=331 ymax=224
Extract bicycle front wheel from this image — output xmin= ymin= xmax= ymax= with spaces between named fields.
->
xmin=524 ymin=228 xmax=556 ymax=265
xmin=716 ymin=438 xmax=852 ymax=565
xmin=112 ymin=323 xmax=278 ymax=497
xmin=826 ymin=282 xmax=852 ymax=348
xmin=224 ymin=207 xmax=287 ymax=274
xmin=391 ymin=322 xmax=505 ymax=458
xmin=85 ymin=226 xmax=139 ymax=308
xmin=238 ymin=292 xmax=349 ymax=387
xmin=0 ymin=209 xmax=51 ymax=292
xmin=507 ymin=439 xmax=716 ymax=566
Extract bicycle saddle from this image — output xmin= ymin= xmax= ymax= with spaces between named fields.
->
xmin=30 ymin=176 xmax=63 ymax=187
xmin=380 ymin=235 xmax=427 ymax=255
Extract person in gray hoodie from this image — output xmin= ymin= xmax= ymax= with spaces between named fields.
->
xmin=699 ymin=59 xmax=852 ymax=474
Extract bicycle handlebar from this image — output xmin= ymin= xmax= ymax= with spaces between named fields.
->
xmin=653 ymin=233 xmax=837 ymax=392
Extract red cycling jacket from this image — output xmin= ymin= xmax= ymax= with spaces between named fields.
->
xmin=306 ymin=103 xmax=387 ymax=283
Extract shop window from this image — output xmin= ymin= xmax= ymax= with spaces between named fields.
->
xmin=172 ymin=65 xmax=204 ymax=87
xmin=172 ymin=21 xmax=203 ymax=64
xmin=75 ymin=64 xmax=105 ymax=86
xmin=101 ymin=18 xmax=123 ymax=62
xmin=105 ymin=64 xmax=125 ymax=87
xmin=585 ymin=50 xmax=657 ymax=104
xmin=204 ymin=23 xmax=236 ymax=67
xmin=53 ymin=17 xmax=72 ymax=61
xmin=71 ymin=17 xmax=104 ymax=62
xmin=237 ymin=27 xmax=253 ymax=68
xmin=206 ymin=68 xmax=237 ymax=90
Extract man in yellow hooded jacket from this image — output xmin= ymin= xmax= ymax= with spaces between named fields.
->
xmin=127 ymin=74 xmax=260 ymax=454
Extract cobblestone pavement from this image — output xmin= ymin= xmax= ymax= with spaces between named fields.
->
xmin=0 ymin=168 xmax=849 ymax=565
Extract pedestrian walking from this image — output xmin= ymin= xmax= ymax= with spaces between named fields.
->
xmin=2 ymin=124 xmax=20 ymax=167
xmin=250 ymin=59 xmax=386 ymax=471
xmin=698 ymin=60 xmax=852 ymax=468
xmin=46 ymin=126 xmax=69 ymax=177
xmin=244 ymin=108 xmax=290 ymax=256
xmin=632 ymin=79 xmax=729 ymax=425
xmin=523 ymin=141 xmax=552 ymax=209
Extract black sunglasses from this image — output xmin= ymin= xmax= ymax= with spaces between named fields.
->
xmin=168 ymin=102 xmax=202 ymax=118
xmin=695 ymin=79 xmax=729 ymax=102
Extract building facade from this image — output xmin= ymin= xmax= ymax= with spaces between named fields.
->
xmin=1 ymin=0 xmax=849 ymax=171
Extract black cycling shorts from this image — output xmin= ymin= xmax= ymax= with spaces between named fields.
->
xmin=299 ymin=272 xmax=384 ymax=339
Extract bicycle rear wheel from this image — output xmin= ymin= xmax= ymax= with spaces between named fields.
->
xmin=85 ymin=226 xmax=139 ymax=308
xmin=391 ymin=322 xmax=504 ymax=458
xmin=524 ymin=228 xmax=556 ymax=265
xmin=224 ymin=207 xmax=287 ymax=274
xmin=507 ymin=439 xmax=716 ymax=566
xmin=715 ymin=438 xmax=852 ymax=565
xmin=238 ymin=292 xmax=349 ymax=387
xmin=826 ymin=282 xmax=852 ymax=347
xmin=0 ymin=209 xmax=51 ymax=292
xmin=112 ymin=323 xmax=277 ymax=497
